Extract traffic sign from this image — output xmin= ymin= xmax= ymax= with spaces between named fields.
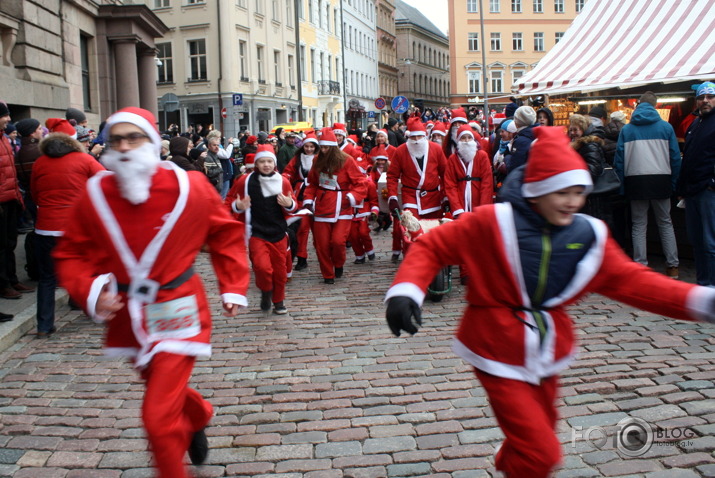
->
xmin=221 ymin=107 xmax=227 ymax=119
xmin=391 ymin=95 xmax=409 ymax=114
xmin=367 ymin=111 xmax=376 ymax=119
xmin=374 ymin=97 xmax=386 ymax=110
xmin=233 ymin=93 xmax=243 ymax=106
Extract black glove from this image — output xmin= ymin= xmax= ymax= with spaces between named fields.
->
xmin=389 ymin=198 xmax=400 ymax=215
xmin=370 ymin=212 xmax=378 ymax=221
xmin=442 ymin=200 xmax=451 ymax=214
xmin=386 ymin=296 xmax=422 ymax=337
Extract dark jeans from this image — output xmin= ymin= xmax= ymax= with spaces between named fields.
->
xmin=35 ymin=234 xmax=56 ymax=333
xmin=0 ymin=201 xmax=20 ymax=288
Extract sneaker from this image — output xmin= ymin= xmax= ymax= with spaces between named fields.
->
xmin=294 ymin=257 xmax=308 ymax=271
xmin=367 ymin=253 xmax=376 ymax=261
xmin=391 ymin=253 xmax=400 ymax=264
xmin=354 ymin=257 xmax=366 ymax=264
xmin=324 ymin=278 xmax=335 ymax=284
xmin=273 ymin=302 xmax=288 ymax=315
xmin=335 ymin=267 xmax=344 ymax=278
xmin=12 ymin=282 xmax=35 ymax=293
xmin=665 ymin=266 xmax=679 ymax=279
xmin=188 ymin=428 xmax=209 ymax=465
xmin=0 ymin=287 xmax=21 ymax=300
xmin=260 ymin=291 xmax=272 ymax=312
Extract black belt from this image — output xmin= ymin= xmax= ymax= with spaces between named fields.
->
xmin=458 ymin=176 xmax=482 ymax=182
xmin=118 ymin=267 xmax=195 ymax=294
xmin=401 ymin=184 xmax=439 ymax=192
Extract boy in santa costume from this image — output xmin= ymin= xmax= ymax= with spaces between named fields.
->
xmin=303 ymin=128 xmax=367 ymax=283
xmin=226 ymin=144 xmax=298 ymax=314
xmin=387 ymin=117 xmax=447 ymax=262
xmin=349 ymin=173 xmax=379 ymax=264
xmin=53 ymin=107 xmax=250 ymax=478
xmin=368 ymin=145 xmax=393 ymax=233
xmin=385 ymin=126 xmax=715 ymax=478
xmin=370 ymin=128 xmax=396 ymax=159
xmin=429 ymin=121 xmax=448 ymax=146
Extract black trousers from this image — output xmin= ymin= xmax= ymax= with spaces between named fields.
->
xmin=0 ymin=201 xmax=20 ymax=288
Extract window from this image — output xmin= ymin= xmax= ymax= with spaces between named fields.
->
xmin=534 ymin=32 xmax=544 ymax=51
xmin=187 ymin=39 xmax=207 ymax=81
xmin=288 ymin=54 xmax=295 ymax=87
xmin=255 ymin=0 xmax=264 ymax=14
xmin=310 ymin=48 xmax=316 ymax=82
xmin=512 ymin=32 xmax=522 ymax=51
xmin=554 ymin=0 xmax=564 ymax=13
xmin=257 ymin=45 xmax=265 ymax=83
xmin=334 ymin=8 xmax=339 ymax=35
xmin=467 ymin=0 xmax=478 ymax=12
xmin=326 ymin=4 xmax=330 ymax=31
xmin=154 ymin=0 xmax=170 ymax=7
xmin=238 ymin=41 xmax=247 ymax=80
xmin=187 ymin=0 xmax=204 ymax=3
xmin=555 ymin=32 xmax=564 ymax=43
xmin=80 ymin=34 xmax=91 ymax=110
xmin=491 ymin=70 xmax=503 ymax=93
xmin=272 ymin=0 xmax=279 ymax=21
xmin=286 ymin=0 xmax=293 ymax=26
xmin=468 ymin=32 xmax=479 ymax=51
xmin=298 ymin=0 xmax=304 ymax=18
xmin=318 ymin=0 xmax=323 ymax=27
xmin=300 ymin=45 xmax=306 ymax=80
xmin=533 ymin=0 xmax=542 ymax=12
xmin=512 ymin=69 xmax=524 ymax=86
xmin=327 ymin=54 xmax=332 ymax=81
xmin=468 ymin=71 xmax=481 ymax=94
xmin=511 ymin=0 xmax=521 ymax=12
xmin=274 ymin=50 xmax=281 ymax=85
xmin=575 ymin=0 xmax=584 ymax=12
xmin=490 ymin=0 xmax=500 ymax=13
xmin=308 ymin=0 xmax=314 ymax=22
xmin=490 ymin=32 xmax=501 ymax=51
xmin=236 ymin=0 xmax=247 ymax=7
xmin=157 ymin=42 xmax=174 ymax=83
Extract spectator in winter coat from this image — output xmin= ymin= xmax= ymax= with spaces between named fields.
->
xmin=536 ymin=107 xmax=554 ymax=126
xmin=169 ymin=136 xmax=198 ymax=171
xmin=603 ymin=111 xmax=627 ymax=165
xmin=506 ymin=106 xmax=538 ymax=174
xmin=569 ymin=114 xmax=611 ymax=225
xmin=276 ymin=132 xmax=298 ymax=173
xmin=15 ymin=118 xmax=43 ymax=224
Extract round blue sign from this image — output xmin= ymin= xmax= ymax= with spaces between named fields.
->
xmin=391 ymin=96 xmax=409 ymax=114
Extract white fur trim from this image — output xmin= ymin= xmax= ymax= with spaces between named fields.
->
xmin=106 ymin=111 xmax=162 ymax=154
xmin=320 ymin=140 xmax=338 ymax=146
xmin=385 ymin=282 xmax=426 ymax=307
xmin=522 ymin=169 xmax=593 ymax=198
xmin=255 ymin=150 xmax=277 ymax=162
xmin=686 ymin=286 xmax=715 ymax=323
xmin=222 ymin=293 xmax=248 ymax=308
xmin=347 ymin=193 xmax=356 ymax=208
xmin=450 ymin=117 xmax=468 ymax=124
xmin=431 ymin=130 xmax=447 ymax=136
xmin=333 ymin=129 xmax=347 ymax=137
xmin=134 ymin=340 xmax=212 ymax=368
xmin=457 ymin=130 xmax=474 ymax=140
xmin=303 ymin=137 xmax=319 ymax=145
xmin=35 ymin=229 xmax=63 ymax=237
xmin=87 ymin=273 xmax=117 ymax=323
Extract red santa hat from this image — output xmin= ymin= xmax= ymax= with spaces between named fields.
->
xmin=406 ymin=117 xmax=427 ymax=137
xmin=468 ymin=121 xmax=483 ymax=136
xmin=425 ymin=121 xmax=435 ymax=131
xmin=254 ymin=144 xmax=276 ymax=163
xmin=246 ymin=135 xmax=257 ymax=145
xmin=347 ymin=134 xmax=359 ymax=145
xmin=45 ymin=118 xmax=77 ymax=138
xmin=105 ymin=107 xmax=162 ymax=153
xmin=332 ymin=122 xmax=347 ymax=137
xmin=456 ymin=124 xmax=475 ymax=141
xmin=450 ymin=108 xmax=469 ymax=124
xmin=430 ymin=122 xmax=448 ymax=136
xmin=302 ymin=132 xmax=319 ymax=146
xmin=490 ymin=112 xmax=506 ymax=126
xmin=319 ymin=127 xmax=338 ymax=146
xmin=376 ymin=129 xmax=389 ymax=140
xmin=522 ymin=126 xmax=593 ymax=198
xmin=244 ymin=153 xmax=256 ymax=169
xmin=370 ymin=144 xmax=390 ymax=161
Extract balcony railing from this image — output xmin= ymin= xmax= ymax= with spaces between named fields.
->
xmin=318 ymin=80 xmax=340 ymax=96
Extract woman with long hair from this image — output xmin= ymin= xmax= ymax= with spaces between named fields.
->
xmin=303 ymin=128 xmax=367 ymax=283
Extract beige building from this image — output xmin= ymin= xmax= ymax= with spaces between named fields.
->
xmin=375 ymin=0 xmax=398 ymax=126
xmin=448 ymin=0 xmax=581 ymax=108
xmin=0 ymin=0 xmax=166 ymax=126
xmin=147 ymin=0 xmax=299 ymax=136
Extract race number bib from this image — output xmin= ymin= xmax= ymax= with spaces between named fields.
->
xmin=319 ymin=173 xmax=339 ymax=190
xmin=144 ymin=295 xmax=200 ymax=339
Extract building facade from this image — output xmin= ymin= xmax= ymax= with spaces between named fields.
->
xmin=297 ymin=0 xmax=344 ymax=130
xmin=394 ymin=0 xmax=450 ymax=114
xmin=342 ymin=0 xmax=379 ymax=130
xmin=146 ymin=0 xmax=299 ymax=137
xmin=375 ymin=0 xmax=398 ymax=128
xmin=448 ymin=0 xmax=581 ymax=108
xmin=0 ymin=0 xmax=166 ymax=127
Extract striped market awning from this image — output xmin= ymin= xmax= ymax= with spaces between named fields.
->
xmin=514 ymin=0 xmax=715 ymax=96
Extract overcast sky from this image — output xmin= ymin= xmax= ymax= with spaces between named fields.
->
xmin=403 ymin=0 xmax=449 ymax=35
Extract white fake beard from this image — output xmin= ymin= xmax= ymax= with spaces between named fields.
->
xmin=101 ymin=142 xmax=161 ymax=205
xmin=406 ymin=137 xmax=429 ymax=159
xmin=301 ymin=153 xmax=314 ymax=171
xmin=258 ymin=172 xmax=283 ymax=197
xmin=457 ymin=140 xmax=477 ymax=163
xmin=450 ymin=126 xmax=460 ymax=144
xmin=431 ymin=137 xmax=443 ymax=145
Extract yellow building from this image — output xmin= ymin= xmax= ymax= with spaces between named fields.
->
xmin=448 ymin=0 xmax=582 ymax=109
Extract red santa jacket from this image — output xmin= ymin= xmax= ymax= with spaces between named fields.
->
xmin=386 ymin=203 xmax=715 ymax=384
xmin=53 ymin=163 xmax=249 ymax=368
xmin=353 ymin=176 xmax=379 ymax=220
xmin=303 ymin=155 xmax=367 ymax=223
xmin=444 ymin=150 xmax=493 ymax=217
xmin=224 ymin=171 xmax=298 ymax=241
xmin=0 ymin=133 xmax=21 ymax=204
xmin=282 ymin=153 xmax=312 ymax=205
xmin=387 ymin=141 xmax=446 ymax=216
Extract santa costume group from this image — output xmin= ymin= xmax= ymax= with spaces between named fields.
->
xmin=385 ymin=126 xmax=715 ymax=477
xmin=53 ymin=107 xmax=250 ymax=478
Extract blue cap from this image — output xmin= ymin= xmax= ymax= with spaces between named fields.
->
xmin=693 ymin=81 xmax=715 ymax=97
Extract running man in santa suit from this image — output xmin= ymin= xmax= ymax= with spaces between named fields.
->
xmin=386 ymin=117 xmax=447 ymax=262
xmin=386 ymin=126 xmax=715 ymax=478
xmin=53 ymin=107 xmax=250 ymax=478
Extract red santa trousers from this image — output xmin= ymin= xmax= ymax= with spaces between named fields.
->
xmin=141 ymin=352 xmax=213 ymax=478
xmin=475 ymin=369 xmax=560 ymax=478
xmin=312 ymin=219 xmax=351 ymax=279
xmin=349 ymin=218 xmax=374 ymax=258
xmin=249 ymin=236 xmax=289 ymax=302
xmin=296 ymin=215 xmax=313 ymax=259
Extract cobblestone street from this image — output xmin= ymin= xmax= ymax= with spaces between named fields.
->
xmin=1 ymin=230 xmax=714 ymax=477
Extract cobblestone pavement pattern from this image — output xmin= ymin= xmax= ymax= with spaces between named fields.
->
xmin=1 ymin=230 xmax=715 ymax=478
